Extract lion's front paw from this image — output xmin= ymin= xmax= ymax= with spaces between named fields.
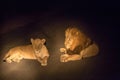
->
xmin=60 ymin=54 xmax=69 ymax=62
xmin=41 ymin=63 xmax=47 ymax=66
xmin=41 ymin=61 xmax=47 ymax=66
xmin=60 ymin=48 xmax=66 ymax=53
xmin=41 ymin=59 xmax=48 ymax=66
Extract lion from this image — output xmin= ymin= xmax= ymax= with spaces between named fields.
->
xmin=3 ymin=38 xmax=49 ymax=66
xmin=60 ymin=27 xmax=99 ymax=62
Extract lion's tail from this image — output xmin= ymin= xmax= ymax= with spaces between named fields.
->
xmin=3 ymin=52 xmax=10 ymax=62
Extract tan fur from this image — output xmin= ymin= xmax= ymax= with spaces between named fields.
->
xmin=60 ymin=27 xmax=99 ymax=62
xmin=3 ymin=38 xmax=49 ymax=66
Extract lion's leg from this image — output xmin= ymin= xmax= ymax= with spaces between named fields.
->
xmin=36 ymin=56 xmax=48 ymax=66
xmin=13 ymin=57 xmax=22 ymax=63
xmin=60 ymin=48 xmax=69 ymax=62
xmin=6 ymin=55 xmax=16 ymax=63
xmin=60 ymin=48 xmax=67 ymax=54
xmin=60 ymin=48 xmax=83 ymax=62
xmin=61 ymin=54 xmax=82 ymax=62
xmin=60 ymin=54 xmax=70 ymax=62
xmin=36 ymin=57 xmax=42 ymax=64
xmin=80 ymin=43 xmax=99 ymax=58
xmin=3 ymin=54 xmax=12 ymax=63
xmin=11 ymin=53 xmax=23 ymax=63
xmin=66 ymin=54 xmax=82 ymax=62
xmin=12 ymin=58 xmax=18 ymax=63
xmin=41 ymin=56 xmax=49 ymax=66
xmin=6 ymin=58 xmax=12 ymax=63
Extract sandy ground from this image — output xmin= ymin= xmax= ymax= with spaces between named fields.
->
xmin=0 ymin=10 xmax=119 ymax=80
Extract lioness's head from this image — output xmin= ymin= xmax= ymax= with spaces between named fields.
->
xmin=31 ymin=38 xmax=46 ymax=53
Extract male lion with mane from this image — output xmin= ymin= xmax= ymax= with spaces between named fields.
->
xmin=3 ymin=38 xmax=49 ymax=66
xmin=60 ymin=27 xmax=99 ymax=62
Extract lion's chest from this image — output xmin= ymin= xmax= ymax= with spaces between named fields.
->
xmin=35 ymin=46 xmax=49 ymax=59
xmin=67 ymin=45 xmax=81 ymax=55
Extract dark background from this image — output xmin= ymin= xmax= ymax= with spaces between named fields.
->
xmin=0 ymin=0 xmax=119 ymax=80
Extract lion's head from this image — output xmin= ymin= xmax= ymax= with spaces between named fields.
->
xmin=64 ymin=27 xmax=91 ymax=51
xmin=31 ymin=38 xmax=46 ymax=54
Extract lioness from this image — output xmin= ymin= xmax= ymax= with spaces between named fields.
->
xmin=3 ymin=38 xmax=49 ymax=66
xmin=60 ymin=27 xmax=99 ymax=62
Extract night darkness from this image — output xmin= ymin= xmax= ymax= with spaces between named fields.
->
xmin=0 ymin=0 xmax=119 ymax=80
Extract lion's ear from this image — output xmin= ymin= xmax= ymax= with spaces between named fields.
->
xmin=30 ymin=38 xmax=34 ymax=43
xmin=42 ymin=39 xmax=46 ymax=44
